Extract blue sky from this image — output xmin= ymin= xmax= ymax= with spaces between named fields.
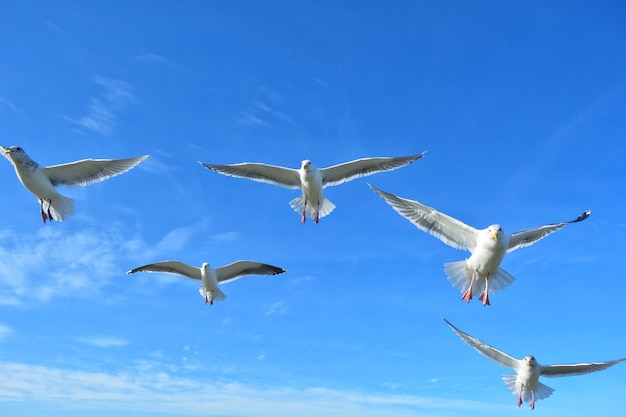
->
xmin=1 ymin=1 xmax=625 ymax=416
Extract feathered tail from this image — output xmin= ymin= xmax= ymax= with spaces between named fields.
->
xmin=198 ymin=286 xmax=227 ymax=303
xmin=48 ymin=193 xmax=75 ymax=221
xmin=444 ymin=261 xmax=515 ymax=297
xmin=289 ymin=196 xmax=335 ymax=220
xmin=502 ymin=374 xmax=554 ymax=403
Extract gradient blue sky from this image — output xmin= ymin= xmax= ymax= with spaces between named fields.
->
xmin=1 ymin=1 xmax=625 ymax=416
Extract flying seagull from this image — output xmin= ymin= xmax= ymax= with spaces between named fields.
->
xmin=370 ymin=185 xmax=590 ymax=305
xmin=127 ymin=260 xmax=286 ymax=305
xmin=442 ymin=315 xmax=625 ymax=409
xmin=1 ymin=146 xmax=149 ymax=222
xmin=200 ymin=152 xmax=425 ymax=224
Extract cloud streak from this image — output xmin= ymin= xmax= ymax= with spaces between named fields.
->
xmin=0 ymin=361 xmax=504 ymax=417
xmin=65 ymin=75 xmax=136 ymax=136
xmin=77 ymin=336 xmax=130 ymax=348
xmin=0 ymin=227 xmax=129 ymax=306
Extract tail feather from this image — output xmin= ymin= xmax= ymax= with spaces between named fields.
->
xmin=444 ymin=261 xmax=515 ymax=296
xmin=533 ymin=381 xmax=555 ymax=401
xmin=49 ymin=194 xmax=75 ymax=221
xmin=289 ymin=196 xmax=335 ymax=220
xmin=502 ymin=374 xmax=521 ymax=398
xmin=211 ymin=286 xmax=227 ymax=302
xmin=502 ymin=375 xmax=554 ymax=403
xmin=198 ymin=286 xmax=227 ymax=302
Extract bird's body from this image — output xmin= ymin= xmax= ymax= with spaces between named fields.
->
xmin=370 ymin=185 xmax=590 ymax=305
xmin=127 ymin=260 xmax=286 ymax=304
xmin=1 ymin=146 xmax=148 ymax=222
xmin=442 ymin=316 xmax=625 ymax=409
xmin=200 ymin=153 xmax=425 ymax=224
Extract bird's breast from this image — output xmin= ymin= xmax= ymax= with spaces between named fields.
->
xmin=466 ymin=243 xmax=507 ymax=276
xmin=18 ymin=167 xmax=57 ymax=199
xmin=300 ymin=170 xmax=323 ymax=200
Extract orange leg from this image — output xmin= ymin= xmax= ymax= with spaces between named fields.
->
xmin=478 ymin=274 xmax=491 ymax=306
xmin=461 ymin=270 xmax=477 ymax=302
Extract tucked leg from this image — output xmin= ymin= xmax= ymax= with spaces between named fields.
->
xmin=314 ymin=200 xmax=320 ymax=224
xmin=301 ymin=201 xmax=307 ymax=224
xmin=518 ymin=394 xmax=523 ymax=407
xmin=39 ymin=199 xmax=49 ymax=223
xmin=530 ymin=390 xmax=535 ymax=410
xmin=46 ymin=199 xmax=53 ymax=222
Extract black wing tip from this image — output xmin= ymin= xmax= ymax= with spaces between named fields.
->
xmin=271 ymin=266 xmax=287 ymax=275
xmin=440 ymin=314 xmax=453 ymax=327
xmin=573 ymin=210 xmax=591 ymax=223
xmin=412 ymin=150 xmax=427 ymax=161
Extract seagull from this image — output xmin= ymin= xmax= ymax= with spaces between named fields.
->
xmin=370 ymin=185 xmax=590 ymax=306
xmin=127 ymin=260 xmax=286 ymax=305
xmin=1 ymin=146 xmax=149 ymax=223
xmin=200 ymin=152 xmax=425 ymax=224
xmin=442 ymin=315 xmax=625 ymax=410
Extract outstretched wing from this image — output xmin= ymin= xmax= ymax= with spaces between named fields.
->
xmin=321 ymin=153 xmax=425 ymax=187
xmin=126 ymin=260 xmax=201 ymax=281
xmin=200 ymin=161 xmax=301 ymax=189
xmin=41 ymin=155 xmax=149 ymax=187
xmin=507 ymin=210 xmax=591 ymax=253
xmin=216 ymin=261 xmax=286 ymax=284
xmin=541 ymin=358 xmax=625 ymax=378
xmin=442 ymin=315 xmax=519 ymax=370
xmin=370 ymin=185 xmax=478 ymax=251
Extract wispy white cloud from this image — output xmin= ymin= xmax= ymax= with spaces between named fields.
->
xmin=265 ymin=300 xmax=287 ymax=316
xmin=77 ymin=336 xmax=130 ymax=348
xmin=0 ymin=227 xmax=124 ymax=306
xmin=255 ymin=101 xmax=292 ymax=124
xmin=134 ymin=52 xmax=185 ymax=71
xmin=237 ymin=111 xmax=269 ymax=127
xmin=0 ymin=361 xmax=503 ymax=417
xmin=236 ymin=86 xmax=293 ymax=128
xmin=65 ymin=75 xmax=136 ymax=136
xmin=210 ymin=231 xmax=241 ymax=244
xmin=125 ymin=219 xmax=212 ymax=265
xmin=0 ymin=324 xmax=11 ymax=340
xmin=287 ymin=275 xmax=316 ymax=289
xmin=0 ymin=96 xmax=23 ymax=115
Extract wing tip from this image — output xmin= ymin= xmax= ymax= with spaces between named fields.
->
xmin=574 ymin=210 xmax=591 ymax=223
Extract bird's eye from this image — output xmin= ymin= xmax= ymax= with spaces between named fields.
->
xmin=16 ymin=147 xmax=22 ymax=151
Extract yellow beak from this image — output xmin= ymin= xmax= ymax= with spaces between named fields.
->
xmin=493 ymin=232 xmax=499 ymax=241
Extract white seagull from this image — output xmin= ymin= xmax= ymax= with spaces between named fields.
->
xmin=200 ymin=153 xmax=425 ymax=224
xmin=127 ymin=260 xmax=286 ymax=305
xmin=442 ymin=316 xmax=625 ymax=410
xmin=1 ymin=146 xmax=149 ymax=223
xmin=370 ymin=185 xmax=590 ymax=306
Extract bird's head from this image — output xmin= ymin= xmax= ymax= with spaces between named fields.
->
xmin=201 ymin=262 xmax=210 ymax=270
xmin=1 ymin=146 xmax=28 ymax=162
xmin=524 ymin=355 xmax=537 ymax=367
xmin=301 ymin=160 xmax=313 ymax=171
xmin=487 ymin=224 xmax=504 ymax=241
